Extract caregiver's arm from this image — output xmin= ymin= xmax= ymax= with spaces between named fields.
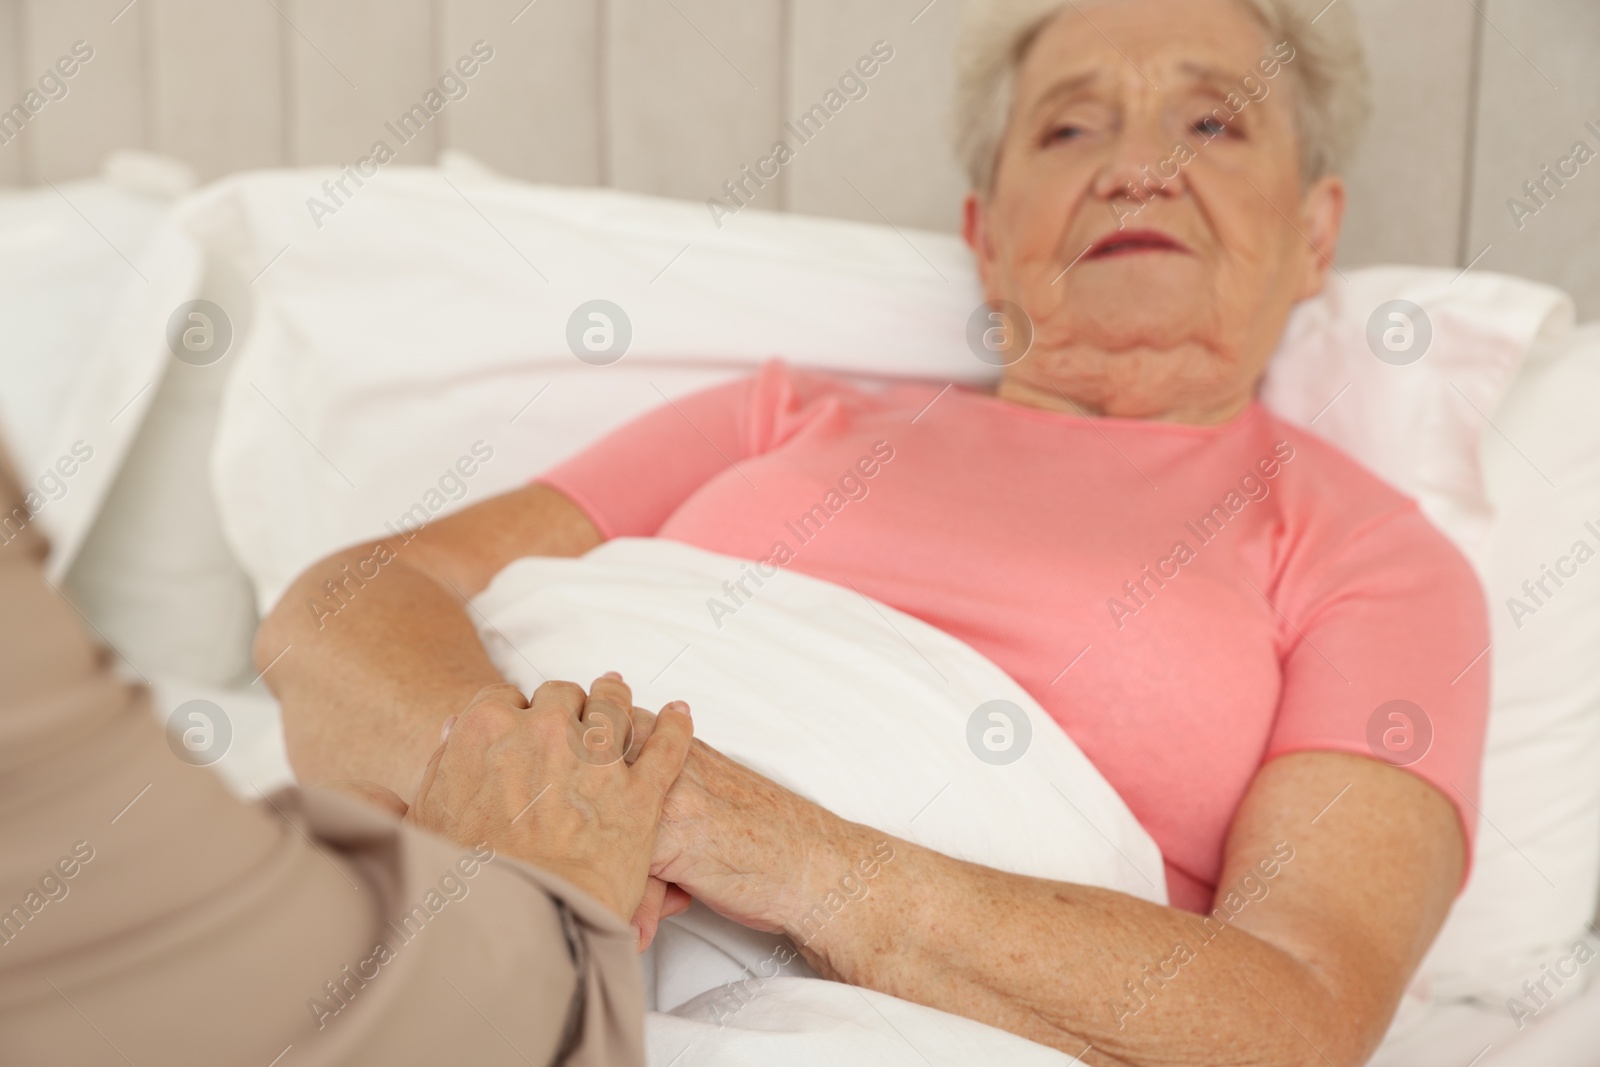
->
xmin=255 ymin=484 xmax=601 ymax=798
xmin=655 ymin=746 xmax=1461 ymax=1067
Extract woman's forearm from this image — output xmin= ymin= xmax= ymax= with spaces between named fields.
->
xmin=257 ymin=542 xmax=507 ymax=798
xmin=257 ymin=484 xmax=604 ymax=798
xmin=789 ymin=824 xmax=1358 ymax=1067
xmin=662 ymin=746 xmax=1450 ymax=1067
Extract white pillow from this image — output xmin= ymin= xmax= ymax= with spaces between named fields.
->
xmin=1260 ymin=267 xmax=1573 ymax=568
xmin=0 ymin=152 xmax=202 ymax=578
xmin=0 ymin=152 xmax=258 ymax=688
xmin=184 ymin=156 xmax=1570 ymax=599
xmin=1416 ymin=323 xmax=1600 ymax=1003
xmin=183 ymin=159 xmax=1591 ymax=1000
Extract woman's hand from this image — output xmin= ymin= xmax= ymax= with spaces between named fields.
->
xmin=402 ymin=677 xmax=694 ymax=924
xmin=630 ymin=873 xmax=694 ymax=950
xmin=628 ymin=706 xmax=866 ymax=938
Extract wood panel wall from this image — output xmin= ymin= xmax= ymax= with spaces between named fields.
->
xmin=1464 ymin=0 xmax=1600 ymax=319
xmin=1 ymin=0 xmax=1595 ymax=315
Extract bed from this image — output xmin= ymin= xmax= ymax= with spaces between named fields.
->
xmin=4 ymin=1 xmax=1600 ymax=1062
xmin=3 ymin=150 xmax=1595 ymax=1064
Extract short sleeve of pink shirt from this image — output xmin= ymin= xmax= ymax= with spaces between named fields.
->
xmin=541 ymin=360 xmax=1490 ymax=911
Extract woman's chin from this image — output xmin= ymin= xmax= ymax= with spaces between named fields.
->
xmin=1045 ymin=291 xmax=1215 ymax=354
xmin=1046 ymin=252 xmax=1206 ymax=306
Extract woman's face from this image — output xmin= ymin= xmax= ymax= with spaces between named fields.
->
xmin=965 ymin=0 xmax=1346 ymax=424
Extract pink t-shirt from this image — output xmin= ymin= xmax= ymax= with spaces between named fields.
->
xmin=541 ymin=361 xmax=1490 ymax=911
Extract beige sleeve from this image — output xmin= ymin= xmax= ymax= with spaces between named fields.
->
xmin=0 ymin=445 xmax=644 ymax=1066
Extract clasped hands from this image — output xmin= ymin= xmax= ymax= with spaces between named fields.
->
xmin=330 ymin=674 xmax=865 ymax=953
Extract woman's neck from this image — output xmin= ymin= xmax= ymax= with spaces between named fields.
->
xmin=993 ymin=375 xmax=1256 ymax=427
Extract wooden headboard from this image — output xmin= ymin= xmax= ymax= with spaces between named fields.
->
xmin=3 ymin=0 xmax=1595 ymax=316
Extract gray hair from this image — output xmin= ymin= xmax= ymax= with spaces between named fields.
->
xmin=952 ymin=0 xmax=1372 ymax=192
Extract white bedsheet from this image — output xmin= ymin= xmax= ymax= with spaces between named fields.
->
xmin=472 ymin=537 xmax=1167 ymax=1065
xmin=144 ymin=530 xmax=1596 ymax=1066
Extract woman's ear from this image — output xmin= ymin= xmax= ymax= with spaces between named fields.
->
xmin=1296 ymin=174 xmax=1346 ymax=301
xmin=962 ymin=191 xmax=987 ymax=256
xmin=963 ymin=191 xmax=1001 ymax=300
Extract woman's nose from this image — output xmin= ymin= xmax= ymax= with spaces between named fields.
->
xmin=1090 ymin=119 xmax=1187 ymax=207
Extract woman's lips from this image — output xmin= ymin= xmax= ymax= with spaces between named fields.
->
xmin=1085 ymin=229 xmax=1191 ymax=259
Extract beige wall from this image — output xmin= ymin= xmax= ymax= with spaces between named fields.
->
xmin=1463 ymin=0 xmax=1600 ymax=321
xmin=1 ymin=0 xmax=1594 ymax=316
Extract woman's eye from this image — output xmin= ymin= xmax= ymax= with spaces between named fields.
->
xmin=1047 ymin=124 xmax=1086 ymax=143
xmin=1192 ymin=117 xmax=1231 ymax=137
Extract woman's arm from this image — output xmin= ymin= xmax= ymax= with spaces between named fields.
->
xmin=258 ymin=369 xmax=766 ymax=798
xmin=256 ymin=483 xmax=601 ymax=799
xmin=651 ymin=745 xmax=1462 ymax=1067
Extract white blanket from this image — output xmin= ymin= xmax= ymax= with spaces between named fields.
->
xmin=473 ymin=538 xmax=1165 ymax=1066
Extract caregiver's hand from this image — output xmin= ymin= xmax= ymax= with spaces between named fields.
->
xmin=404 ymin=677 xmax=695 ymax=925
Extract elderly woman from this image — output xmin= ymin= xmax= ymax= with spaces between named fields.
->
xmin=262 ymin=0 xmax=1489 ymax=1063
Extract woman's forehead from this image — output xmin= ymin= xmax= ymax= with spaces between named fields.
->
xmin=1018 ymin=0 xmax=1273 ymax=99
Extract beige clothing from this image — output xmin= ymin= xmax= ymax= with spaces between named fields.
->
xmin=0 ymin=447 xmax=643 ymax=1066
